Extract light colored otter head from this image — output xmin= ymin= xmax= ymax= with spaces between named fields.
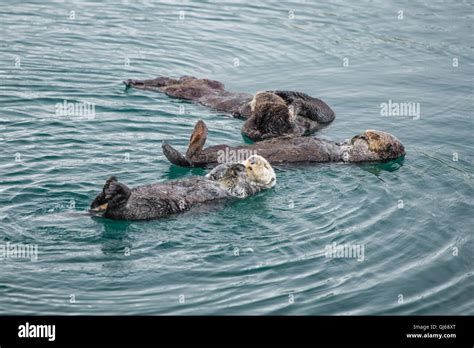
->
xmin=345 ymin=130 xmax=405 ymax=162
xmin=242 ymin=155 xmax=276 ymax=188
xmin=243 ymin=92 xmax=296 ymax=141
xmin=250 ymin=92 xmax=287 ymax=112
xmin=208 ymin=155 xmax=276 ymax=198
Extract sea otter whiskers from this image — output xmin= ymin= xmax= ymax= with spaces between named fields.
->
xmin=162 ymin=120 xmax=406 ymax=167
xmin=90 ymin=155 xmax=275 ymax=220
xmin=124 ymin=76 xmax=335 ymax=140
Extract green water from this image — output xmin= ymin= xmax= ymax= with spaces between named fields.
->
xmin=0 ymin=0 xmax=472 ymax=315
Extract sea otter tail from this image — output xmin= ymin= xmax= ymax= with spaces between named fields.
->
xmin=162 ymin=120 xmax=209 ymax=167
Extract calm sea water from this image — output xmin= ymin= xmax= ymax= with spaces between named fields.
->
xmin=0 ymin=0 xmax=472 ymax=315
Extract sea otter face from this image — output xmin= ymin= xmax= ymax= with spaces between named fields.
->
xmin=349 ymin=130 xmax=405 ymax=161
xmin=244 ymin=92 xmax=296 ymax=141
xmin=242 ymin=155 xmax=276 ymax=188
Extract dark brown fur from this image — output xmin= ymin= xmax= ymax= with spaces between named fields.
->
xmin=124 ymin=76 xmax=253 ymax=118
xmin=124 ymin=76 xmax=336 ymax=139
xmin=162 ymin=121 xmax=405 ymax=167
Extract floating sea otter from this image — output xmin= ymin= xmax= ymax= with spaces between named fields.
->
xmin=123 ymin=76 xmax=335 ymax=140
xmin=90 ymin=155 xmax=275 ymax=221
xmin=162 ymin=120 xmax=406 ymax=167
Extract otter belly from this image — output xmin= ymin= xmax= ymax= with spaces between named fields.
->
xmin=193 ymin=138 xmax=342 ymax=166
xmin=103 ymin=178 xmax=232 ymax=221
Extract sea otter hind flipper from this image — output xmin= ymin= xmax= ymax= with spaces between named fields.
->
xmin=104 ymin=180 xmax=131 ymax=209
xmin=162 ymin=120 xmax=209 ymax=167
xmin=162 ymin=141 xmax=193 ymax=167
xmin=186 ymin=120 xmax=208 ymax=159
xmin=90 ymin=176 xmax=119 ymax=212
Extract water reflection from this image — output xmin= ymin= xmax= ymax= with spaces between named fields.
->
xmin=358 ymin=156 xmax=405 ymax=176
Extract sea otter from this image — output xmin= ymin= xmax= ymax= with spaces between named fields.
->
xmin=123 ymin=76 xmax=335 ymax=140
xmin=162 ymin=120 xmax=406 ymax=167
xmin=89 ymin=155 xmax=275 ymax=221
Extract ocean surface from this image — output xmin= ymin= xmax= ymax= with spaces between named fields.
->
xmin=0 ymin=0 xmax=472 ymax=315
